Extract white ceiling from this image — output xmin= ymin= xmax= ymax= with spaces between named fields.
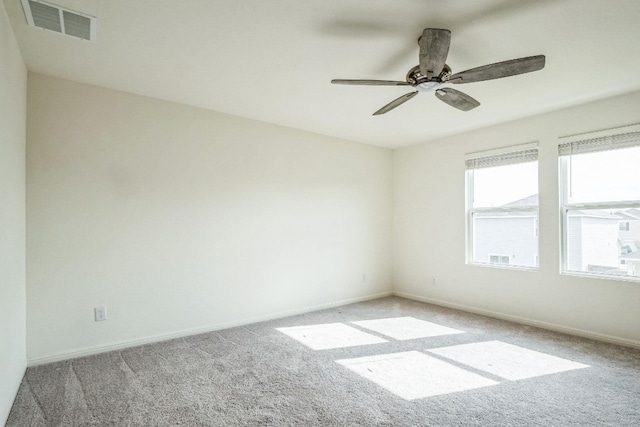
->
xmin=5 ymin=0 xmax=640 ymax=148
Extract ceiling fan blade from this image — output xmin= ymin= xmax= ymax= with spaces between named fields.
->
xmin=331 ymin=79 xmax=410 ymax=86
xmin=373 ymin=91 xmax=419 ymax=115
xmin=419 ymin=28 xmax=451 ymax=79
xmin=435 ymin=88 xmax=480 ymax=111
xmin=448 ymin=55 xmax=545 ymax=84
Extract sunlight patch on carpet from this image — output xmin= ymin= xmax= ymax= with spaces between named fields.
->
xmin=428 ymin=340 xmax=589 ymax=380
xmin=351 ymin=316 xmax=465 ymax=340
xmin=336 ymin=351 xmax=497 ymax=400
xmin=276 ymin=323 xmax=387 ymax=350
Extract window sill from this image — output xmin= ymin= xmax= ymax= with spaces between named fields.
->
xmin=561 ymin=270 xmax=640 ymax=283
xmin=467 ymin=262 xmax=539 ymax=272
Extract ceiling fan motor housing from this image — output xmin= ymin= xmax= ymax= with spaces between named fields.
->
xmin=406 ymin=64 xmax=451 ymax=86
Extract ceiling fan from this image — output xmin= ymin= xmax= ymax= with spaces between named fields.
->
xmin=331 ymin=28 xmax=545 ymax=115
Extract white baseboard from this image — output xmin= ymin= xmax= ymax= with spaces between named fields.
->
xmin=27 ymin=291 xmax=393 ymax=367
xmin=394 ymin=291 xmax=640 ymax=350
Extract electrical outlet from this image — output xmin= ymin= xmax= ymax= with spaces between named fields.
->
xmin=94 ymin=306 xmax=107 ymax=322
xmin=431 ymin=277 xmax=437 ymax=286
xmin=362 ymin=274 xmax=367 ymax=283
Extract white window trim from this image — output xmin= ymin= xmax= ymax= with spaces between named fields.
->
xmin=558 ymin=124 xmax=640 ymax=282
xmin=465 ymin=143 xmax=539 ymax=270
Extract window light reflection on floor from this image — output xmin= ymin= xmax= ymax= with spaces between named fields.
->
xmin=277 ymin=318 xmax=591 ymax=401
xmin=276 ymin=323 xmax=387 ymax=350
xmin=352 ymin=316 xmax=465 ymax=340
xmin=428 ymin=340 xmax=589 ymax=380
xmin=337 ymin=351 xmax=498 ymax=400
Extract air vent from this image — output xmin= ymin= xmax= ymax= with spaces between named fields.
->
xmin=21 ymin=0 xmax=96 ymax=42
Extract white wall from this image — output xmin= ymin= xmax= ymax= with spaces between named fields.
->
xmin=393 ymin=90 xmax=640 ymax=347
xmin=0 ymin=1 xmax=27 ymax=423
xmin=26 ymin=74 xmax=392 ymax=363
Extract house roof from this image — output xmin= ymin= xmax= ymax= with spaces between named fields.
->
xmin=618 ymin=209 xmax=640 ymax=220
xmin=4 ymin=0 xmax=640 ymax=149
xmin=488 ymin=195 xmax=638 ymax=221
xmin=500 ymin=194 xmax=538 ymax=208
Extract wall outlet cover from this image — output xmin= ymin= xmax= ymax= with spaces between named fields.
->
xmin=94 ymin=306 xmax=107 ymax=321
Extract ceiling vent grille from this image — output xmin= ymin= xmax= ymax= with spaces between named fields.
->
xmin=21 ymin=0 xmax=96 ymax=42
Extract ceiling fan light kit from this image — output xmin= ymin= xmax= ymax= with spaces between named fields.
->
xmin=332 ymin=28 xmax=545 ymax=115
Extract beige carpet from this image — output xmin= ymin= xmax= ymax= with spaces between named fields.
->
xmin=7 ymin=296 xmax=640 ymax=426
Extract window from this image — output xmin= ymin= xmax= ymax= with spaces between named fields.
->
xmin=559 ymin=126 xmax=640 ymax=280
xmin=466 ymin=143 xmax=539 ymax=268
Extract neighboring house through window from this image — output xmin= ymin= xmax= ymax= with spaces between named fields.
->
xmin=489 ymin=254 xmax=510 ymax=265
xmin=466 ymin=143 xmax=539 ymax=268
xmin=558 ymin=125 xmax=640 ymax=280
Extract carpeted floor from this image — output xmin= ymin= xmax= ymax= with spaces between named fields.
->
xmin=7 ymin=296 xmax=640 ymax=426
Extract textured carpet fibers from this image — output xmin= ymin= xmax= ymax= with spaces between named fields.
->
xmin=7 ymin=296 xmax=640 ymax=426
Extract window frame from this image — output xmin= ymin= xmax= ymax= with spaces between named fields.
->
xmin=558 ymin=124 xmax=640 ymax=282
xmin=465 ymin=143 xmax=540 ymax=270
